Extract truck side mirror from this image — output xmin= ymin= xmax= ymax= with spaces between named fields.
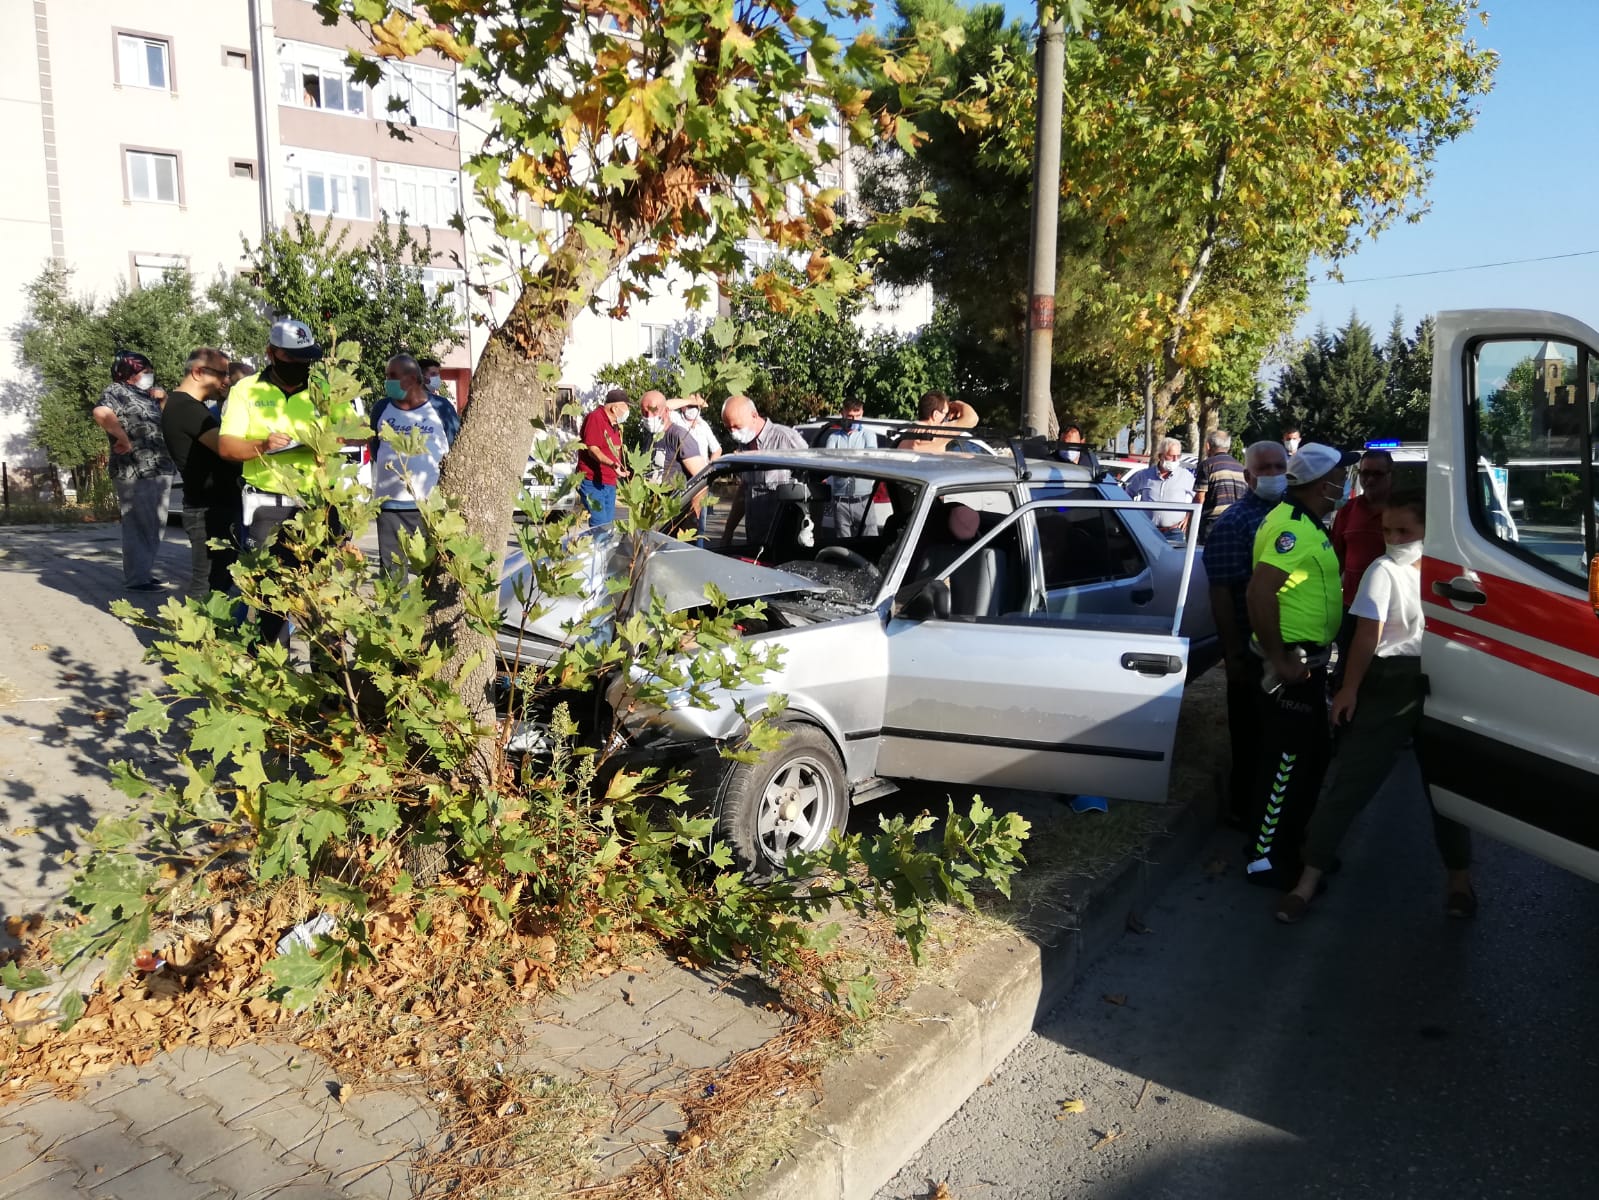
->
xmin=894 ymin=578 xmax=951 ymax=622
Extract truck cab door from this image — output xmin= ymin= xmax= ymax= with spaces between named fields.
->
xmin=1421 ymin=311 xmax=1599 ymax=882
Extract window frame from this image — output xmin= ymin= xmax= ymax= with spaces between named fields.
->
xmin=277 ymin=39 xmax=370 ymax=118
xmin=378 ymin=60 xmax=458 ymax=132
xmin=113 ymin=30 xmax=173 ymax=92
xmin=123 ymin=147 xmax=183 ymax=206
xmin=641 ymin=323 xmax=670 ymax=362
xmin=1464 ymin=334 xmax=1597 ymax=589
xmin=281 ymin=147 xmax=373 ymax=221
xmin=130 ymin=252 xmax=188 ymax=289
xmin=376 ymin=160 xmax=462 ymax=229
xmin=418 ymin=266 xmax=467 ymax=326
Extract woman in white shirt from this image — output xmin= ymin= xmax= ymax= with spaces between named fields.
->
xmin=1276 ymin=493 xmax=1474 ymax=923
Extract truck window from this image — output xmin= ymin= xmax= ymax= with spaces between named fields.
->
xmin=1470 ymin=337 xmax=1595 ymax=587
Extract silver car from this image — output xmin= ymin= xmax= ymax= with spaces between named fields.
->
xmin=498 ymin=448 xmax=1212 ymax=873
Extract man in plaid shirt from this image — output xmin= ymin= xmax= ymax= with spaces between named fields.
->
xmin=1201 ymin=440 xmax=1289 ymax=827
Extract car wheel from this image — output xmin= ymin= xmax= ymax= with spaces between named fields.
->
xmin=716 ymin=724 xmax=848 ymax=877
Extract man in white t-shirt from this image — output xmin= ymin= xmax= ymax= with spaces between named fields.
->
xmin=671 ymin=395 xmax=721 ymax=461
xmin=1275 ymin=492 xmax=1474 ymax=923
xmin=370 ymin=353 xmax=460 ymax=581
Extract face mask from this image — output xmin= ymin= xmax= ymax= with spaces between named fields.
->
xmin=383 ymin=379 xmax=407 ymax=401
xmin=1253 ymin=475 xmax=1288 ymax=501
xmin=425 ymin=374 xmax=442 ymax=391
xmin=1326 ymin=482 xmax=1348 ymax=511
xmin=134 ymin=371 xmax=156 ymax=391
xmin=680 ymin=407 xmax=700 ymax=424
xmin=271 ymin=359 xmax=312 ymax=389
xmin=730 ymin=425 xmax=756 ymax=446
xmin=1386 ymin=540 xmax=1423 ymax=567
xmin=645 ymin=415 xmax=665 ymax=435
xmin=847 ymin=419 xmax=863 ymax=433
xmin=1058 ymin=448 xmax=1081 ymax=463
xmin=1284 ymin=438 xmax=1301 ymax=454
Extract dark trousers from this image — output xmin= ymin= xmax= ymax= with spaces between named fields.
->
xmin=376 ymin=508 xmax=422 ymax=582
xmin=246 ymin=500 xmax=307 ymax=646
xmin=1304 ymin=656 xmax=1472 ymax=872
xmin=1225 ymin=657 xmax=1265 ymax=826
xmin=181 ymin=503 xmax=240 ymax=596
xmin=1246 ymin=663 xmax=1332 ymax=883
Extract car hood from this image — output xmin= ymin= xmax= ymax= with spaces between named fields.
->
xmin=499 ymin=529 xmax=834 ymax=645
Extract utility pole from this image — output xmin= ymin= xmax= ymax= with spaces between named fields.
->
xmin=1022 ymin=9 xmax=1066 ymax=438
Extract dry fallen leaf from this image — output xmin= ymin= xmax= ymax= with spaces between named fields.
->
xmin=1102 ymin=993 xmax=1127 ymax=1007
xmin=334 ymin=1082 xmax=350 ymax=1105
xmin=30 ymin=644 xmax=48 ymax=652
xmin=91 ymin=709 xmax=118 ymax=724
xmin=680 ymin=1131 xmax=703 ymax=1151
xmin=1056 ymin=1098 xmax=1086 ymax=1119
xmin=1091 ymin=1128 xmax=1125 ymax=1151
xmin=930 ymin=1184 xmax=953 ymax=1200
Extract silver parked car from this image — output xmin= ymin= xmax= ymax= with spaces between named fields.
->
xmin=498 ymin=447 xmax=1213 ymax=873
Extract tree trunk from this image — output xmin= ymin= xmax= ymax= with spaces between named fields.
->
xmin=428 ymin=236 xmax=630 ymax=781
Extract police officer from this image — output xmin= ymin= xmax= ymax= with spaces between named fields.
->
xmin=1242 ymin=443 xmax=1357 ymax=887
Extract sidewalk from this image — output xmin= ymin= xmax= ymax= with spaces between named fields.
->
xmin=1 ymin=521 xmax=1227 ymax=1198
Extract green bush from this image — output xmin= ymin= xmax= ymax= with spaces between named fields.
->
xmin=34 ymin=347 xmax=1027 ymax=1025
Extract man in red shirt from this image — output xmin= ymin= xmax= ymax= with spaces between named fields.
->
xmin=578 ymin=388 xmax=630 ymax=527
xmin=1331 ymin=448 xmax=1393 ymax=604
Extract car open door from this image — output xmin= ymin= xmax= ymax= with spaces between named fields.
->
xmin=876 ymin=497 xmax=1200 ymax=800
xmin=1420 ymin=310 xmax=1599 ymax=882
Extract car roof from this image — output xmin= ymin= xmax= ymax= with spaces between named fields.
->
xmin=713 ymin=446 xmax=1100 ymax=487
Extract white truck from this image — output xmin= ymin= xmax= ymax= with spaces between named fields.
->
xmin=1421 ymin=311 xmax=1599 ymax=882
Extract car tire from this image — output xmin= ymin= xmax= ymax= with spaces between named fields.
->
xmin=715 ymin=724 xmax=849 ymax=878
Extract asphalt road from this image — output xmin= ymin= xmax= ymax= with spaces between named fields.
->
xmin=877 ymin=755 xmax=1599 ymax=1200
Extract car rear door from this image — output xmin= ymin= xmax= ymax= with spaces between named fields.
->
xmin=876 ymin=496 xmax=1200 ymax=801
xmin=1420 ymin=310 xmax=1599 ymax=882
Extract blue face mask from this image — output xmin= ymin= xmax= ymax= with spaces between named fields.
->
xmin=848 ymin=419 xmax=863 ymax=433
xmin=383 ymin=379 xmax=407 ymax=401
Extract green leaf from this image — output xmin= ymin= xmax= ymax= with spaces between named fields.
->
xmin=1 ymin=962 xmax=48 ymax=992
xmin=267 ymin=940 xmax=341 ymax=1011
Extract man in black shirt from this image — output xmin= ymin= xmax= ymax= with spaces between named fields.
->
xmin=161 ymin=347 xmax=242 ymax=595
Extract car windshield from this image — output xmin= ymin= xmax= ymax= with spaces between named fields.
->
xmin=668 ymin=460 xmax=926 ymax=607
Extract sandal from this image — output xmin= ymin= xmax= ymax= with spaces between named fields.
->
xmin=1275 ymin=893 xmax=1310 ymax=924
xmin=1446 ymin=888 xmax=1478 ymax=920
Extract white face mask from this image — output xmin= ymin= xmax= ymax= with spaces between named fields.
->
xmin=134 ymin=370 xmax=156 ymax=391
xmin=729 ymin=425 xmax=756 ymax=446
xmin=1284 ymin=437 xmax=1301 ymax=454
xmin=1253 ymin=474 xmax=1288 ymax=501
xmin=425 ymin=374 xmax=442 ymax=391
xmin=644 ymin=415 xmax=665 ymax=435
xmin=1386 ymin=540 xmax=1424 ymax=567
xmin=680 ymin=407 xmax=700 ymax=424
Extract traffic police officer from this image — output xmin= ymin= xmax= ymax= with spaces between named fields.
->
xmin=1242 ymin=443 xmax=1357 ymax=887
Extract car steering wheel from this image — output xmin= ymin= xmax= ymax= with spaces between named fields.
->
xmin=816 ymin=545 xmax=875 ymax=571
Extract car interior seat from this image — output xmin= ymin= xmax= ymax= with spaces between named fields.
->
xmin=913 ymin=501 xmax=1011 ymax=619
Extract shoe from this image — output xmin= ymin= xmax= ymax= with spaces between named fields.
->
xmin=127 ymin=580 xmax=167 ymax=592
xmin=1069 ymin=794 xmax=1110 ymax=815
xmin=1243 ymin=856 xmax=1280 ymax=888
xmin=1445 ymin=888 xmax=1477 ymax=919
xmin=1275 ymin=893 xmax=1310 ymax=924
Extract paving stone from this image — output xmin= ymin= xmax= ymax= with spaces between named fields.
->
xmin=643 ymin=989 xmax=746 ymax=1042
xmin=77 ymin=1066 xmax=146 ymax=1112
xmin=584 ymin=998 xmax=668 ymax=1046
xmin=4 ymin=1095 xmax=116 ymax=1150
xmin=0 ymin=1154 xmax=82 ymax=1199
xmin=222 ymin=1042 xmax=301 ymax=1076
xmin=648 ymin=1029 xmax=729 ymax=1071
xmin=102 ymin=1086 xmax=210 ymax=1140
xmin=183 ymin=1137 xmax=324 ymax=1199
xmin=176 ymin=1060 xmax=295 ymax=1124
xmin=544 ymin=985 xmax=618 ymax=1025
xmin=148 ymin=1046 xmax=241 ymax=1085
xmin=228 ymin=1099 xmax=345 ymax=1157
xmin=84 ymin=1154 xmax=221 ymax=1200
xmin=346 ymin=1093 xmax=439 ymax=1152
xmin=0 ymin=1136 xmax=41 ymax=1179
xmin=704 ymin=1009 xmax=787 ymax=1053
xmin=333 ymin=1158 xmax=414 ymax=1200
xmin=254 ymin=1188 xmax=345 ymax=1200
xmin=340 ymin=1089 xmax=427 ymax=1140
xmin=292 ymin=1118 xmax=398 ymax=1178
xmin=47 ymin=1122 xmax=163 ymax=1184
xmin=150 ymin=1106 xmax=255 ymax=1170
xmin=559 ymin=1035 xmax=634 ymax=1076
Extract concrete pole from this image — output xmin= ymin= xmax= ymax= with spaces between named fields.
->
xmin=1022 ymin=11 xmax=1066 ymax=438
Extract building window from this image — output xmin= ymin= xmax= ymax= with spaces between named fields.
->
xmin=419 ymin=267 xmax=467 ymax=325
xmin=116 ymin=33 xmax=171 ymax=91
xmin=282 ymin=148 xmax=372 ymax=220
xmin=642 ymin=324 xmax=671 ymax=361
xmin=377 ymin=161 xmax=460 ymax=229
xmin=223 ymin=48 xmax=251 ymax=69
xmin=133 ymin=254 xmax=186 ymax=289
xmin=379 ymin=62 xmax=457 ymax=131
xmin=231 ymin=159 xmax=257 ymax=180
xmin=278 ymin=41 xmax=367 ymax=116
xmin=126 ymin=150 xmax=180 ymax=204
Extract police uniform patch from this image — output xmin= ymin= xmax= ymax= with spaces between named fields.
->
xmin=1274 ymin=531 xmax=1297 ymax=554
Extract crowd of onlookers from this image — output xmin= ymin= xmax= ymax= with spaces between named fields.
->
xmin=94 ymin=350 xmax=1463 ymax=916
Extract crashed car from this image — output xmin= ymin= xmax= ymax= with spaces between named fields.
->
xmin=497 ymin=447 xmax=1214 ymax=873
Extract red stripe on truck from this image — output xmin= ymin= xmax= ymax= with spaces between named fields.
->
xmin=1422 ymin=555 xmax=1599 ymax=660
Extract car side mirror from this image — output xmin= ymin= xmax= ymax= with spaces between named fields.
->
xmin=1589 ymin=552 xmax=1599 ymax=619
xmin=894 ymin=578 xmax=951 ymax=622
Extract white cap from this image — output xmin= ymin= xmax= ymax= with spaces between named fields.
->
xmin=268 ymin=318 xmax=322 ymax=362
xmin=1286 ymin=443 xmax=1359 ymax=485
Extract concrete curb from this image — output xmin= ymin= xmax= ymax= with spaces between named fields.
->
xmin=741 ymin=793 xmax=1218 ymax=1200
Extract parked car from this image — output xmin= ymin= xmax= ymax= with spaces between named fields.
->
xmin=796 ymin=416 xmax=1000 ymax=457
xmin=497 ymin=447 xmax=1214 ymax=874
xmin=518 ymin=426 xmax=580 ymax=519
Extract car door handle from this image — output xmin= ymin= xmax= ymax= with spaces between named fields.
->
xmin=1121 ymin=652 xmax=1182 ymax=676
xmin=1432 ymin=578 xmax=1487 ymax=607
xmin=1131 ymin=587 xmax=1154 ymax=605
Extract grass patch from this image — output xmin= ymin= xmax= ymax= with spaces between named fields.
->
xmin=0 ymin=502 xmax=116 ymax=526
